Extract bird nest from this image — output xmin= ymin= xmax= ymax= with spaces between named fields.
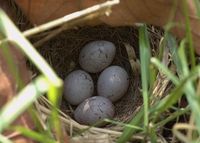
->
xmin=30 ymin=25 xmax=142 ymax=122
xmin=27 ymin=24 xmax=172 ymax=142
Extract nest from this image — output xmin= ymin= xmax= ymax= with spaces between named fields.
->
xmin=30 ymin=25 xmax=142 ymax=120
xmin=27 ymin=24 xmax=171 ymax=142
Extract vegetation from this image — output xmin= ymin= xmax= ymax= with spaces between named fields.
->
xmin=1 ymin=0 xmax=200 ymax=142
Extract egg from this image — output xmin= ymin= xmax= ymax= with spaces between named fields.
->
xmin=97 ymin=66 xmax=129 ymax=102
xmin=74 ymin=96 xmax=115 ymax=125
xmin=79 ymin=40 xmax=116 ymax=73
xmin=64 ymin=70 xmax=94 ymax=105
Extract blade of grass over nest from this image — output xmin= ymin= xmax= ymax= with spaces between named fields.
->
xmin=151 ymin=36 xmax=200 ymax=121
xmin=167 ymin=34 xmax=182 ymax=74
xmin=177 ymin=41 xmax=200 ymax=135
xmin=117 ymin=107 xmax=144 ymax=143
xmin=169 ymin=35 xmax=200 ymax=136
xmin=155 ymin=106 xmax=190 ymax=128
xmin=47 ymin=84 xmax=63 ymax=142
xmin=149 ymin=123 xmax=157 ymax=143
xmin=139 ymin=24 xmax=151 ymax=130
xmin=178 ymin=40 xmax=189 ymax=75
xmin=13 ymin=126 xmax=56 ymax=143
xmin=0 ymin=134 xmax=12 ymax=143
xmin=151 ymin=58 xmax=179 ymax=85
xmin=151 ymin=58 xmax=200 ymax=117
xmin=158 ymin=37 xmax=165 ymax=61
xmin=150 ymin=77 xmax=183 ymax=115
xmin=0 ymin=76 xmax=49 ymax=132
xmin=117 ymin=24 xmax=151 ymax=143
xmin=149 ymin=63 xmax=157 ymax=92
xmin=47 ymin=83 xmax=63 ymax=130
xmin=183 ymin=0 xmax=196 ymax=68
xmin=104 ymin=119 xmax=143 ymax=131
xmin=152 ymin=66 xmax=200 ymax=112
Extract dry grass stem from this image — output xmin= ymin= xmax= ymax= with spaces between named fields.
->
xmin=23 ymin=0 xmax=119 ymax=38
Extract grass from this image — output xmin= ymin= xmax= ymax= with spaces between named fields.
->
xmin=1 ymin=1 xmax=200 ymax=143
xmin=0 ymin=10 xmax=63 ymax=143
xmin=118 ymin=1 xmax=200 ymax=142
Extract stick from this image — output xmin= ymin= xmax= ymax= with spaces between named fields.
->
xmin=23 ymin=0 xmax=119 ymax=38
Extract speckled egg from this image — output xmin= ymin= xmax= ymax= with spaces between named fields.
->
xmin=97 ymin=66 xmax=129 ymax=102
xmin=79 ymin=40 xmax=116 ymax=73
xmin=74 ymin=96 xmax=115 ymax=125
xmin=64 ymin=70 xmax=94 ymax=105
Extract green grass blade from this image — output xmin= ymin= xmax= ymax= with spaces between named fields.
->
xmin=183 ymin=0 xmax=196 ymax=68
xmin=151 ymin=58 xmax=179 ymax=85
xmin=149 ymin=123 xmax=157 ymax=143
xmin=167 ymin=34 xmax=183 ymax=74
xmin=117 ymin=24 xmax=151 ymax=143
xmin=178 ymin=40 xmax=200 ymax=134
xmin=178 ymin=40 xmax=190 ymax=76
xmin=155 ymin=106 xmax=190 ymax=128
xmin=150 ymin=65 xmax=200 ymax=115
xmin=104 ymin=119 xmax=143 ymax=131
xmin=151 ymin=39 xmax=200 ymax=121
xmin=47 ymin=84 xmax=63 ymax=142
xmin=13 ymin=126 xmax=56 ymax=143
xmin=139 ymin=24 xmax=151 ymax=130
xmin=169 ymin=32 xmax=200 ymax=136
xmin=117 ymin=107 xmax=144 ymax=143
xmin=0 ymin=76 xmax=49 ymax=132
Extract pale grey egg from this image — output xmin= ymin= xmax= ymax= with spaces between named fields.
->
xmin=64 ymin=70 xmax=94 ymax=105
xmin=97 ymin=66 xmax=129 ymax=102
xmin=74 ymin=96 xmax=115 ymax=125
xmin=79 ymin=40 xmax=116 ymax=73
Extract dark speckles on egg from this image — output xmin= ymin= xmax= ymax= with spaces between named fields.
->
xmin=81 ymin=73 xmax=88 ymax=79
xmin=79 ymin=40 xmax=116 ymax=73
xmin=99 ymin=48 xmax=103 ymax=54
xmin=105 ymin=54 xmax=108 ymax=58
xmin=97 ymin=66 xmax=130 ymax=102
xmin=64 ymin=70 xmax=94 ymax=105
xmin=74 ymin=96 xmax=115 ymax=125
